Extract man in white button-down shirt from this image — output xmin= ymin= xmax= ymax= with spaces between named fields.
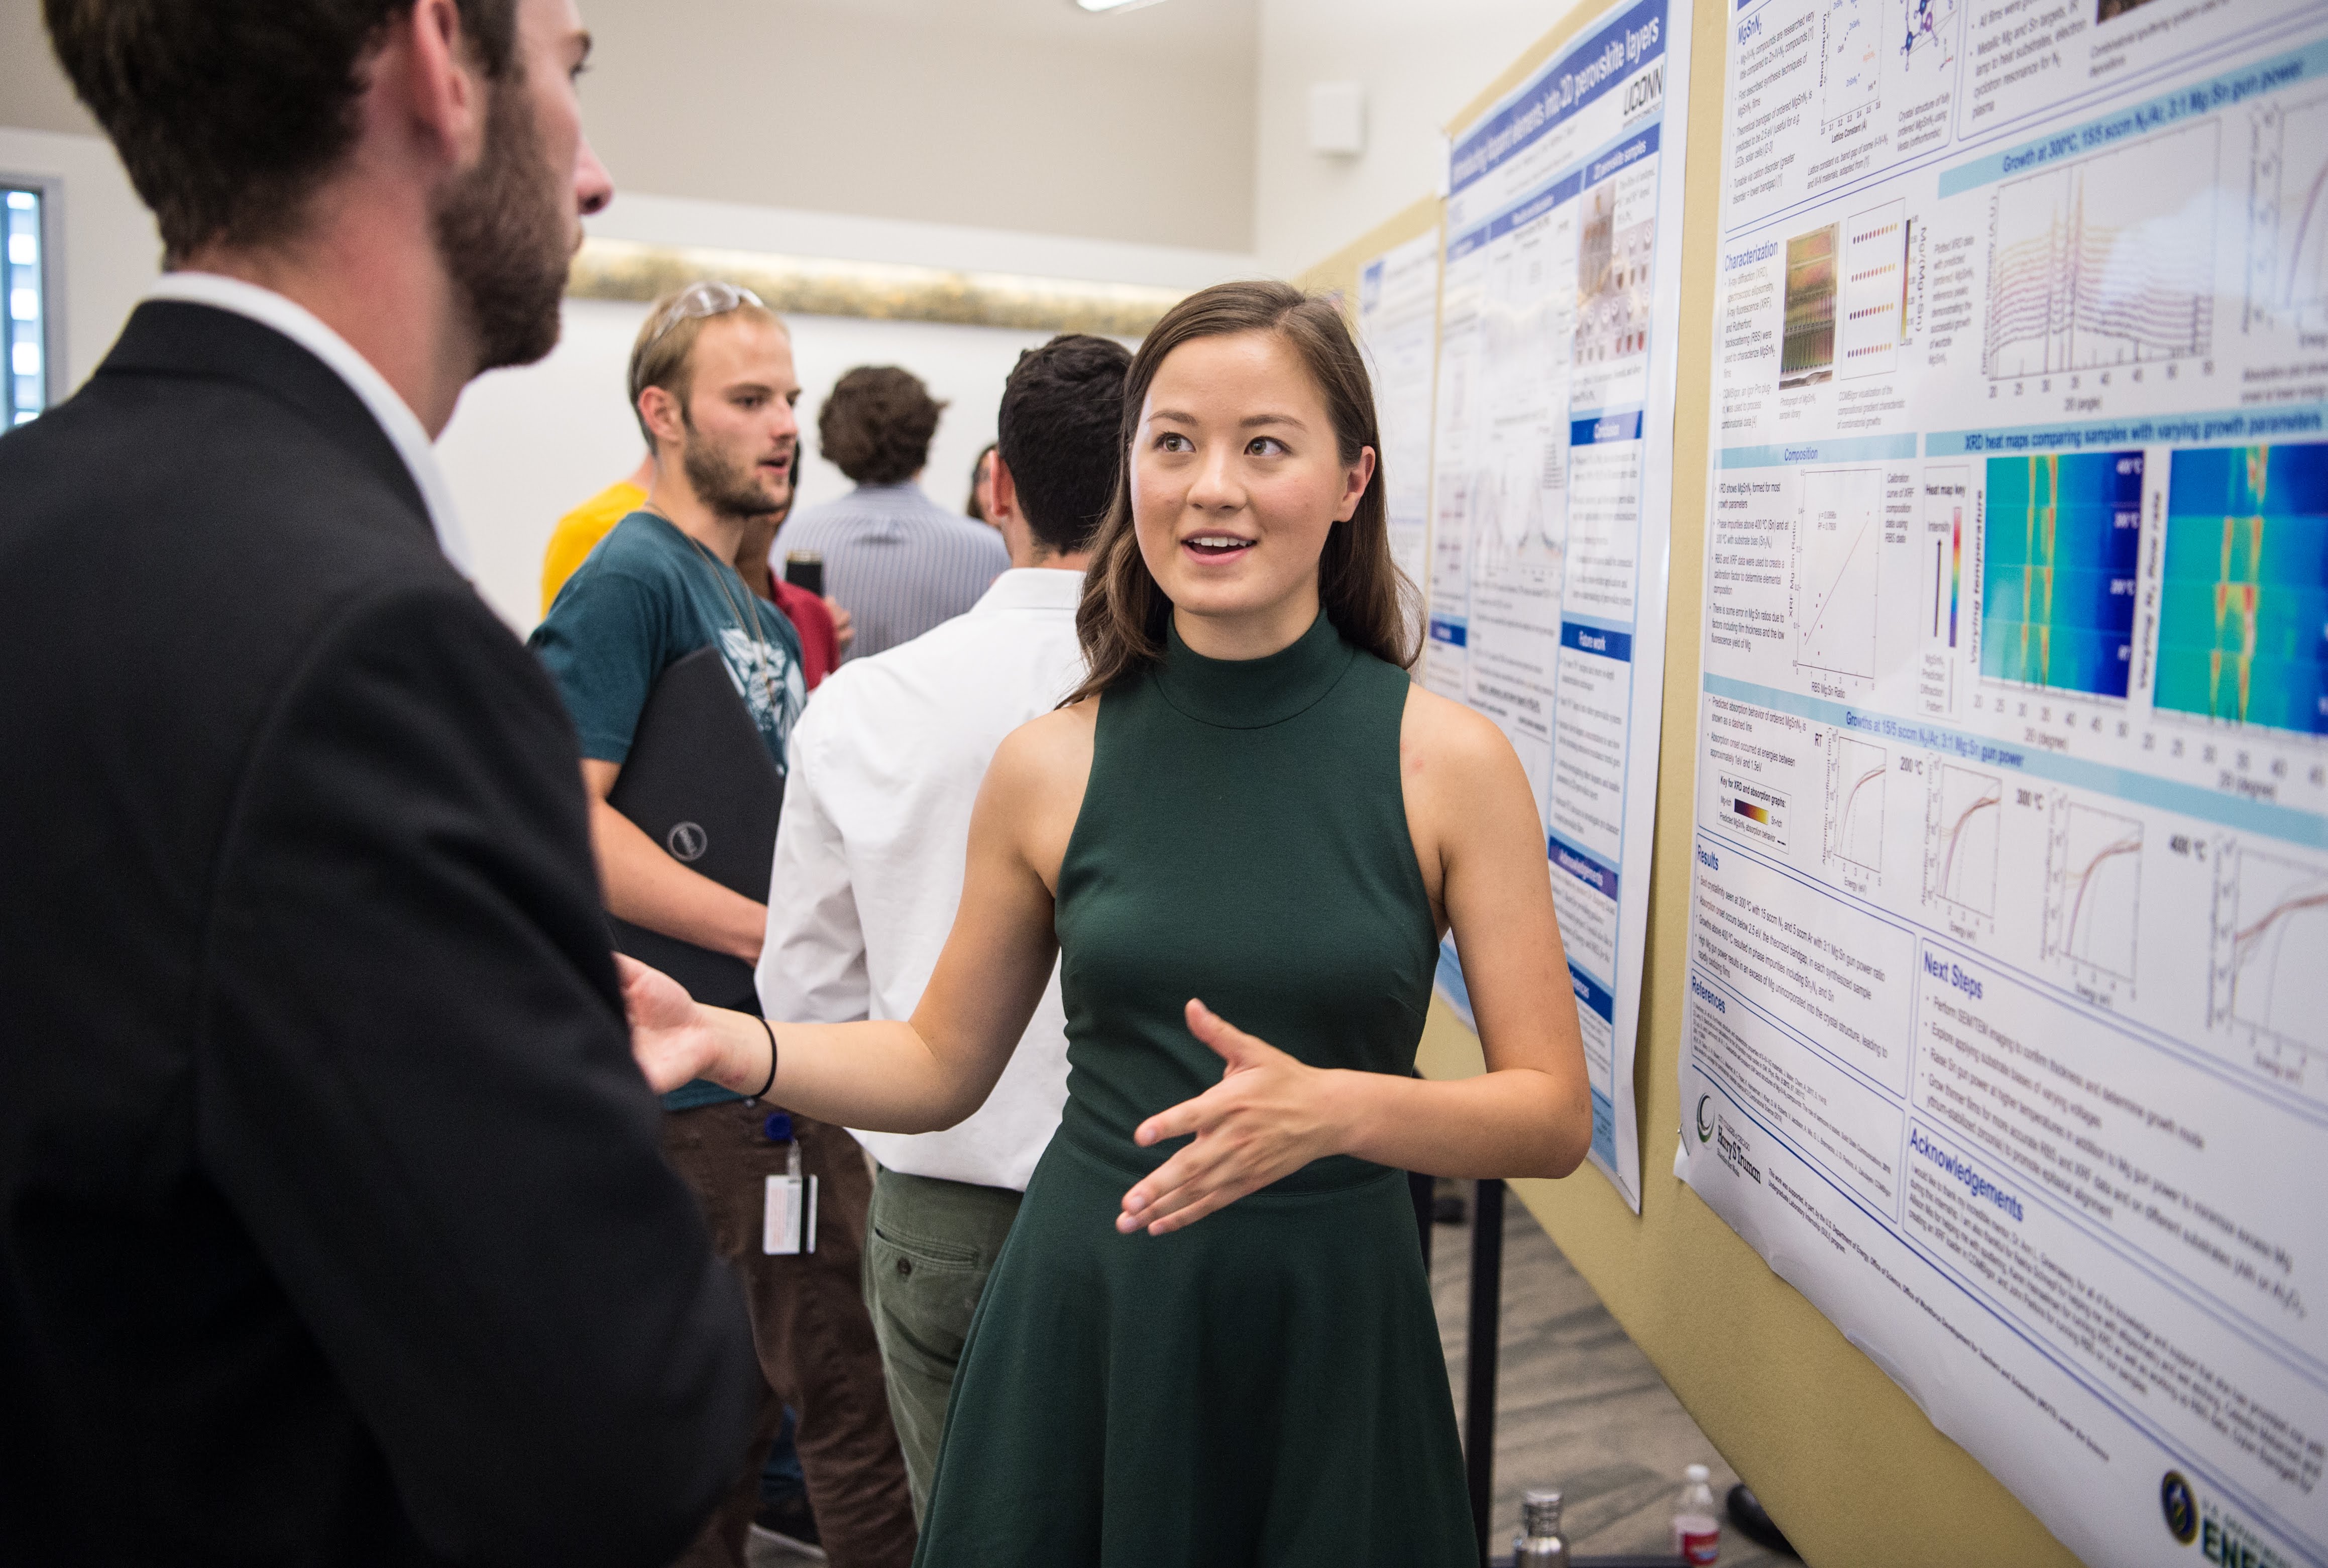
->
xmin=757 ymin=333 xmax=1131 ymax=1515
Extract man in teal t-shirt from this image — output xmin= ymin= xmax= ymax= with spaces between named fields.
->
xmin=528 ymin=296 xmax=808 ymax=1011
xmin=533 ymin=507 xmax=805 ymax=773
xmin=532 ymin=505 xmax=804 ymax=1114
xmin=527 ymin=282 xmax=920 ymax=1568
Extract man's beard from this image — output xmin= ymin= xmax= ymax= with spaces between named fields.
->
xmin=432 ymin=72 xmax=570 ymax=374
xmin=682 ymin=419 xmax=790 ymax=523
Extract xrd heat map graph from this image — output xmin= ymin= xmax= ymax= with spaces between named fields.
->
xmin=2046 ymin=802 xmax=2142 ymax=978
xmin=1980 ymin=452 xmax=2142 ymax=698
xmin=1984 ymin=122 xmax=2218 ymax=377
xmin=2156 ymin=442 xmax=2328 ymax=735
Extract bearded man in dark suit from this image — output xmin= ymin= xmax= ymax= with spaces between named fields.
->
xmin=0 ymin=3 xmax=760 ymax=1563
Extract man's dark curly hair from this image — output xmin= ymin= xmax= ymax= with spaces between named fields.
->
xmin=817 ymin=366 xmax=946 ymax=487
xmin=45 ymin=0 xmax=518 ymax=263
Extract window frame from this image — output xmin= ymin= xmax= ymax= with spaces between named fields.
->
xmin=2 ymin=172 xmax=67 ymax=424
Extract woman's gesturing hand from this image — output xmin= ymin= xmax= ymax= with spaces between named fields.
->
xmin=1117 ymin=999 xmax=1351 ymax=1237
xmin=619 ymin=954 xmax=726 ymax=1094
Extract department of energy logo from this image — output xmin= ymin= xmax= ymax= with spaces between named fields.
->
xmin=1696 ymin=1094 xmax=1715 ymax=1144
xmin=667 ymin=821 xmax=708 ymax=862
xmin=2161 ymin=1472 xmax=2294 ymax=1566
xmin=2161 ymin=1471 xmax=2196 ymax=1545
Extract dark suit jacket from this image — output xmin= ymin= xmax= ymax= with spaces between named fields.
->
xmin=0 ymin=301 xmax=758 ymax=1566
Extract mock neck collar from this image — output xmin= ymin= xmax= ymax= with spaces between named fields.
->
xmin=1151 ymin=611 xmax=1354 ymax=729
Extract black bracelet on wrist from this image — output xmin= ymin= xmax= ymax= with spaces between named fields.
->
xmin=745 ymin=1016 xmax=778 ymax=1102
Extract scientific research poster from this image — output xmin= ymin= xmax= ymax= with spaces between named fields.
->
xmin=1429 ymin=0 xmax=1695 ymax=1210
xmin=1677 ymin=0 xmax=2328 ymax=1559
xmin=1356 ymin=228 xmax=1444 ymax=620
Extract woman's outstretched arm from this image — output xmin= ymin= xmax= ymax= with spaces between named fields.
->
xmin=628 ymin=713 xmax=1081 ymax=1132
xmin=1115 ymin=686 xmax=1592 ymax=1235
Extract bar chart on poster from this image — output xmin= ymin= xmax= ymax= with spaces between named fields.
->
xmin=1425 ymin=0 xmax=1696 ymax=1212
xmin=1678 ymin=0 xmax=2328 ymax=1560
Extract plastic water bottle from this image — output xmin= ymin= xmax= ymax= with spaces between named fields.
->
xmin=1512 ymin=1488 xmax=1567 ymax=1567
xmin=1671 ymin=1464 xmax=1720 ymax=1564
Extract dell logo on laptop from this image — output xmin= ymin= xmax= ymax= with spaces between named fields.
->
xmin=667 ymin=822 xmax=709 ymax=862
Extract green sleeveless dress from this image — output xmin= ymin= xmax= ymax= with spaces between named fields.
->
xmin=913 ymin=612 xmax=1475 ymax=1567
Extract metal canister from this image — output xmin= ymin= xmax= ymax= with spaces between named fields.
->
xmin=1514 ymin=1487 xmax=1568 ymax=1567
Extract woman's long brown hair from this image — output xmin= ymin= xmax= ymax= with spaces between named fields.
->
xmin=1064 ymin=280 xmax=1420 ymax=705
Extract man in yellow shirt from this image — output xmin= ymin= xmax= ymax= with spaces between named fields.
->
xmin=541 ymin=456 xmax=653 ymax=615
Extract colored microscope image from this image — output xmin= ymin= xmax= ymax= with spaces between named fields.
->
xmin=2156 ymin=443 xmax=2328 ymax=736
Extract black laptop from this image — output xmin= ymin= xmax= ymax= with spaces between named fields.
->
xmin=605 ymin=645 xmax=784 ymax=1014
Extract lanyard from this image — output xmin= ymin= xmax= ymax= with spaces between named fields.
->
xmin=649 ymin=506 xmax=784 ymax=716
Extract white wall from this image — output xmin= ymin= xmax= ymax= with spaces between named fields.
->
xmin=575 ymin=0 xmax=1260 ymax=252
xmin=439 ymin=298 xmax=1081 ymax=630
xmin=0 ymin=126 xmax=158 ymax=392
xmin=1 ymin=0 xmax=1261 ymax=254
xmin=1252 ymin=0 xmax=1578 ymax=274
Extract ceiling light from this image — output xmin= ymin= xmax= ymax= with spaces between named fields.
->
xmin=1076 ymin=0 xmax=1169 ymax=12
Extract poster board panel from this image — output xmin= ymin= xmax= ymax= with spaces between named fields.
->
xmin=1676 ymin=0 xmax=2328 ymax=1561
xmin=1425 ymin=0 xmax=1698 ymax=1211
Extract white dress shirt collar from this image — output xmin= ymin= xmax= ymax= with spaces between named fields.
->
xmin=973 ymin=566 xmax=1086 ymax=613
xmin=142 ymin=272 xmax=473 ymax=577
xmin=758 ymin=560 xmax=1089 ymax=1190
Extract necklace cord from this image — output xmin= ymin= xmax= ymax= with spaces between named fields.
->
xmin=645 ymin=503 xmax=785 ymax=717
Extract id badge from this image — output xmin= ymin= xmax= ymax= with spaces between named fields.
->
xmin=762 ymin=1174 xmax=819 ymax=1255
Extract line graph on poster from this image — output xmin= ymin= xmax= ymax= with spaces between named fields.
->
xmin=2209 ymin=840 xmax=2328 ymax=1096
xmin=2245 ymin=92 xmax=2328 ymax=335
xmin=1984 ymin=120 xmax=2218 ymax=379
xmin=1825 ymin=734 xmax=1888 ymax=874
xmin=1924 ymin=763 xmax=2002 ymax=916
xmin=2044 ymin=800 xmax=2142 ymax=982
xmin=1796 ymin=467 xmax=1884 ymax=679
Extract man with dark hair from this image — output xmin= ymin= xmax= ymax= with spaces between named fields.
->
xmin=1 ymin=4 xmax=758 ymax=1565
xmin=758 ymin=333 xmax=1132 ymax=1516
xmin=782 ymin=363 xmax=1008 ymax=659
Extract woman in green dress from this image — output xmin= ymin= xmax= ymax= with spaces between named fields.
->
xmin=630 ymin=280 xmax=1592 ymax=1566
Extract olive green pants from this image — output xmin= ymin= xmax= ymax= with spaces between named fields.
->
xmin=861 ymin=1164 xmax=1024 ymax=1521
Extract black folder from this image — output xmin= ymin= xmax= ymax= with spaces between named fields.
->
xmin=605 ymin=645 xmax=785 ymax=1014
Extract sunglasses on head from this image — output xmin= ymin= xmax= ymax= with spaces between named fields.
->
xmin=644 ymin=280 xmax=766 ymax=345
